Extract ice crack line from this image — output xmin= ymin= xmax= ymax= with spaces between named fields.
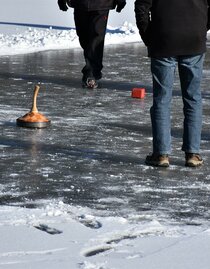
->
xmin=0 ymin=248 xmax=66 ymax=257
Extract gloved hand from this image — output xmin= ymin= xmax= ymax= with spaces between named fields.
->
xmin=58 ymin=0 xmax=68 ymax=11
xmin=116 ymin=0 xmax=126 ymax=13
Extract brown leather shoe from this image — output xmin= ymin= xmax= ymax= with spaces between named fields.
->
xmin=145 ymin=153 xmax=169 ymax=167
xmin=185 ymin=153 xmax=203 ymax=167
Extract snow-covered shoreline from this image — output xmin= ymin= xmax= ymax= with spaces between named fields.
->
xmin=0 ymin=22 xmax=140 ymax=56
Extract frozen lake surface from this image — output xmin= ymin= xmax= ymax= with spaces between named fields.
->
xmin=1 ymin=42 xmax=210 ymax=227
xmin=1 ymin=42 xmax=210 ymax=268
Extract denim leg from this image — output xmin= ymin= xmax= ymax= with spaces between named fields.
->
xmin=150 ymin=57 xmax=176 ymax=154
xmin=178 ymin=54 xmax=204 ymax=153
xmin=74 ymin=9 xmax=108 ymax=80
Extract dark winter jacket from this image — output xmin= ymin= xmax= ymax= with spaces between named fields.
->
xmin=135 ymin=0 xmax=210 ymax=57
xmin=67 ymin=0 xmax=123 ymax=11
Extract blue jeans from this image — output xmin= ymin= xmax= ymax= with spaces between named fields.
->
xmin=150 ymin=55 xmax=204 ymax=154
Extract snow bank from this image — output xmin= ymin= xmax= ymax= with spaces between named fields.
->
xmin=0 ymin=22 xmax=140 ymax=56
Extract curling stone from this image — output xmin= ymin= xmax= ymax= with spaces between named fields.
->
xmin=16 ymin=85 xmax=51 ymax=128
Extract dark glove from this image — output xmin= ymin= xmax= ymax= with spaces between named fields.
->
xmin=58 ymin=0 xmax=68 ymax=11
xmin=116 ymin=0 xmax=126 ymax=13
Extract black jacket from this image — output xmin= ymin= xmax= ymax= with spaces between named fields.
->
xmin=68 ymin=0 xmax=118 ymax=10
xmin=135 ymin=0 xmax=210 ymax=57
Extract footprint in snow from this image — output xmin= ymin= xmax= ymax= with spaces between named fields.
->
xmin=34 ymin=224 xmax=63 ymax=235
xmin=83 ymin=245 xmax=112 ymax=257
xmin=77 ymin=214 xmax=102 ymax=229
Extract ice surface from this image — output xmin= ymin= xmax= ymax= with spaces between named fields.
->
xmin=1 ymin=24 xmax=210 ymax=269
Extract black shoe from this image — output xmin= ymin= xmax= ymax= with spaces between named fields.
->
xmin=82 ymin=78 xmax=98 ymax=89
xmin=185 ymin=153 xmax=203 ymax=167
xmin=145 ymin=153 xmax=169 ymax=167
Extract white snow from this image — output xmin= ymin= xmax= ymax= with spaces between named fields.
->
xmin=0 ymin=22 xmax=140 ymax=56
xmin=0 ymin=201 xmax=210 ymax=269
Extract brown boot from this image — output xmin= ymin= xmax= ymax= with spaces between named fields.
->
xmin=185 ymin=153 xmax=203 ymax=167
xmin=145 ymin=153 xmax=169 ymax=167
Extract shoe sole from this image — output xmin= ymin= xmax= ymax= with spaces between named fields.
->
xmin=185 ymin=161 xmax=204 ymax=167
xmin=145 ymin=161 xmax=169 ymax=167
xmin=82 ymin=83 xmax=98 ymax=89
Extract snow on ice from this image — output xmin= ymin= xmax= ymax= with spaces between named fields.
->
xmin=1 ymin=22 xmax=210 ymax=269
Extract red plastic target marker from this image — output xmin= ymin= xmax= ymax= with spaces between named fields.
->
xmin=131 ymin=88 xmax=146 ymax=99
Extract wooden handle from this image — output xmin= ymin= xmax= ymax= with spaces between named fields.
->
xmin=31 ymin=85 xmax=40 ymax=113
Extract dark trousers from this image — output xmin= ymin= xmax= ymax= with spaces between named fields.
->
xmin=74 ymin=9 xmax=109 ymax=80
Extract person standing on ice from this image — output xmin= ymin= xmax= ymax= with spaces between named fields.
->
xmin=57 ymin=0 xmax=126 ymax=89
xmin=135 ymin=0 xmax=210 ymax=167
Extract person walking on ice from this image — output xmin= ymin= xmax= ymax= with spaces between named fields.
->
xmin=58 ymin=0 xmax=126 ymax=89
xmin=135 ymin=0 xmax=210 ymax=167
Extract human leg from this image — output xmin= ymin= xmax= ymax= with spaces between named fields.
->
xmin=150 ymin=57 xmax=176 ymax=155
xmin=74 ymin=9 xmax=109 ymax=83
xmin=178 ymin=54 xmax=204 ymax=166
xmin=74 ymin=9 xmax=89 ymax=56
xmin=178 ymin=54 xmax=204 ymax=154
